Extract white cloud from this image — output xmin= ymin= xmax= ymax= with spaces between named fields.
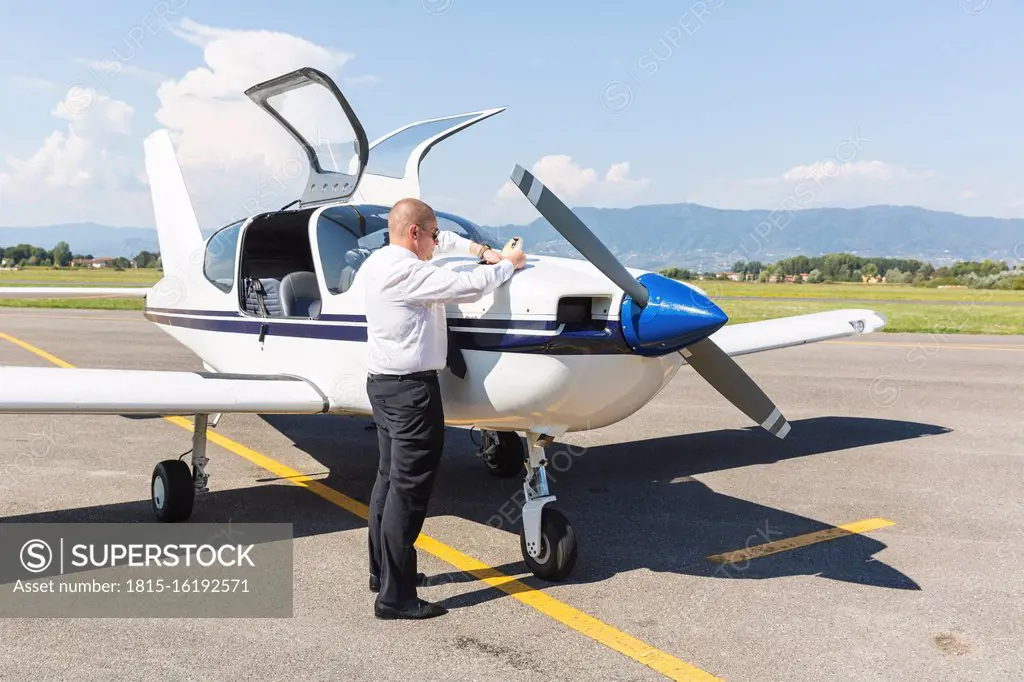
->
xmin=153 ymin=18 xmax=362 ymax=225
xmin=490 ymin=154 xmax=650 ymax=223
xmin=54 ymin=86 xmax=133 ymax=136
xmin=604 ymin=161 xmax=637 ymax=184
xmin=0 ymin=87 xmax=147 ymax=225
xmin=1 ymin=19 xmax=370 ymax=228
xmin=775 ymin=159 xmax=936 ymax=184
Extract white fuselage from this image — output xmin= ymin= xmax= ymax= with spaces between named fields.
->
xmin=146 ymin=251 xmax=685 ymax=435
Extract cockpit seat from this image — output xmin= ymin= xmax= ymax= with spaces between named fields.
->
xmin=338 ymin=248 xmax=372 ymax=294
xmin=280 ymin=271 xmax=322 ymax=318
xmin=244 ymin=277 xmax=283 ymax=317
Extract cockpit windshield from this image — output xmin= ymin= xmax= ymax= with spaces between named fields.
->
xmin=315 ymin=203 xmax=499 ymax=295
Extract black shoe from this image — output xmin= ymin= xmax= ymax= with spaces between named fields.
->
xmin=369 ymin=572 xmax=427 ymax=593
xmin=374 ymin=598 xmax=448 ymax=620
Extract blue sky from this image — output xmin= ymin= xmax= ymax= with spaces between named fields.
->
xmin=1 ymin=0 xmax=1021 ymax=230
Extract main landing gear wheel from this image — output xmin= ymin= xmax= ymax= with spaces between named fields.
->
xmin=151 ymin=414 xmax=210 ymax=523
xmin=479 ymin=431 xmax=525 ymax=478
xmin=520 ymin=507 xmax=577 ymax=581
xmin=151 ymin=459 xmax=195 ymax=523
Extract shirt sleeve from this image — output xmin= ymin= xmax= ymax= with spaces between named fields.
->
xmin=400 ymin=259 xmax=515 ymax=304
xmin=434 ymin=230 xmax=475 ymax=256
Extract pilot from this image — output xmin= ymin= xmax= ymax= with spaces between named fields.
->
xmin=360 ymin=197 xmax=527 ymax=620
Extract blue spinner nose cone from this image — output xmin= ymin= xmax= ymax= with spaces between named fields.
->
xmin=619 ymin=273 xmax=728 ymax=356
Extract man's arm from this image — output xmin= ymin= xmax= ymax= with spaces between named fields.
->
xmin=435 ymin=230 xmax=495 ymax=260
xmin=402 ymin=259 xmax=515 ymax=305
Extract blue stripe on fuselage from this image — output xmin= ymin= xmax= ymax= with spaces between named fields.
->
xmin=142 ymin=309 xmax=632 ymax=355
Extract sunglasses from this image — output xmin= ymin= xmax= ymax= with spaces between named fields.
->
xmin=414 ymin=224 xmax=439 ymax=243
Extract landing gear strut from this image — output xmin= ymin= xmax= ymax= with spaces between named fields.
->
xmin=476 ymin=430 xmax=525 ymax=477
xmin=519 ymin=432 xmax=578 ymax=581
xmin=151 ymin=414 xmax=211 ymax=522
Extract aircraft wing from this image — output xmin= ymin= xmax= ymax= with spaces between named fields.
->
xmin=0 ymin=367 xmax=329 ymax=415
xmin=708 ymin=309 xmax=886 ymax=357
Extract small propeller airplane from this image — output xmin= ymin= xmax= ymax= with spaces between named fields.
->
xmin=0 ymin=67 xmax=886 ymax=580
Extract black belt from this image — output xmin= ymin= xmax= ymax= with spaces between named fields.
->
xmin=369 ymin=370 xmax=438 ymax=381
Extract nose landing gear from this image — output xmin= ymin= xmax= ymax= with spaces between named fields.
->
xmin=476 ymin=429 xmax=579 ymax=580
xmin=518 ymin=431 xmax=577 ymax=581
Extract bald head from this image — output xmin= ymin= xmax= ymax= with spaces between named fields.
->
xmin=389 ymin=197 xmax=439 ymax=261
xmin=389 ymin=198 xmax=435 ymax=239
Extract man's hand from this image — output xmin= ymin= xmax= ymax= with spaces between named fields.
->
xmin=481 ymin=248 xmax=503 ymax=264
xmin=506 ymin=248 xmax=527 ymax=270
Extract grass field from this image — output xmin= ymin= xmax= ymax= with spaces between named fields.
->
xmin=691 ymin=279 xmax=1024 ymax=303
xmin=719 ymin=299 xmax=1024 ymax=335
xmin=0 ymin=298 xmax=144 ymax=310
xmin=1 ymin=274 xmax=1022 ymax=334
xmin=0 ymin=266 xmax=161 ymax=286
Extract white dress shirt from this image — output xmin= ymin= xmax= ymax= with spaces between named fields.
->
xmin=359 ymin=231 xmax=515 ymax=375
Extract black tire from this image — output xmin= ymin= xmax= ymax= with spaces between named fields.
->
xmin=520 ymin=507 xmax=578 ymax=581
xmin=481 ymin=431 xmax=525 ymax=478
xmin=151 ymin=460 xmax=195 ymax=523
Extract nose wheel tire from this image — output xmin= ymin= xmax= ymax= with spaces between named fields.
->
xmin=152 ymin=460 xmax=195 ymax=523
xmin=480 ymin=431 xmax=526 ymax=478
xmin=520 ymin=507 xmax=577 ymax=581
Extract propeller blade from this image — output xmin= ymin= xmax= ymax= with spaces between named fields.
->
xmin=681 ymin=337 xmax=791 ymax=439
xmin=510 ymin=164 xmax=649 ymax=308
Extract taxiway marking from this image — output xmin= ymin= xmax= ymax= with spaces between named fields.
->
xmin=0 ymin=331 xmax=75 ymax=368
xmin=706 ymin=517 xmax=895 ymax=565
xmin=0 ymin=330 xmax=719 ymax=682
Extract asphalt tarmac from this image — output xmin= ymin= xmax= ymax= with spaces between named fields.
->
xmin=1 ymin=309 xmax=1021 ymax=681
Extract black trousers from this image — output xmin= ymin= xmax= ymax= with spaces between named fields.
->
xmin=366 ymin=371 xmax=445 ymax=607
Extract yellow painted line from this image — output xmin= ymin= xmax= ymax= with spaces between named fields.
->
xmin=825 ymin=340 xmax=1024 ymax=352
xmin=0 ymin=331 xmax=76 ymax=368
xmin=1 ymin=331 xmax=718 ymax=682
xmin=707 ymin=518 xmax=895 ymax=565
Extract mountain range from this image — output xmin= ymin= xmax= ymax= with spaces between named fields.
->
xmin=2 ymin=204 xmax=1022 ymax=270
xmin=484 ymin=203 xmax=1024 ymax=270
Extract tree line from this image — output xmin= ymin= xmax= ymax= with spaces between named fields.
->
xmin=0 ymin=242 xmax=161 ymax=270
xmin=660 ymin=253 xmax=1024 ymax=290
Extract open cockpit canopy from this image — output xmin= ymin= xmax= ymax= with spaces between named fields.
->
xmin=246 ymin=66 xmax=504 ymax=208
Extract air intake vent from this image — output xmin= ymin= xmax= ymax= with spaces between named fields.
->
xmin=557 ymin=297 xmax=610 ymax=331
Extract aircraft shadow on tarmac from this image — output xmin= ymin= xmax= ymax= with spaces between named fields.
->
xmin=4 ymin=414 xmax=950 ymax=607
